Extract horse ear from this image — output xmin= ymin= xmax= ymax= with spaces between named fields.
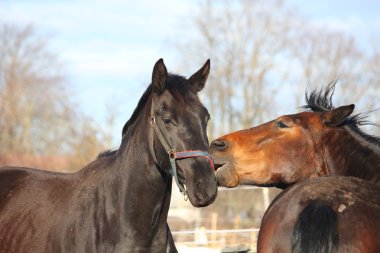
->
xmin=188 ymin=59 xmax=210 ymax=92
xmin=152 ymin=58 xmax=167 ymax=94
xmin=321 ymin=104 xmax=355 ymax=126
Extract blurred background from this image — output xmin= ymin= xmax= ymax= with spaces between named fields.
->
xmin=1 ymin=0 xmax=379 ymax=252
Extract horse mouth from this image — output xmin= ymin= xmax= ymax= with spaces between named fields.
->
xmin=214 ymin=162 xmax=226 ymax=171
xmin=213 ymin=158 xmax=228 ymax=172
xmin=212 ymin=158 xmax=240 ymax=188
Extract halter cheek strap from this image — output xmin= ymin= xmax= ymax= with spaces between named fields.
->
xmin=150 ymin=98 xmax=214 ymax=198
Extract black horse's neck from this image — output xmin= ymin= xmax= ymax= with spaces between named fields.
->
xmin=76 ymin=96 xmax=174 ymax=251
xmin=325 ymin=126 xmax=380 ymax=185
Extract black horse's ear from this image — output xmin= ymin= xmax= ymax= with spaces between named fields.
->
xmin=321 ymin=104 xmax=355 ymax=126
xmin=188 ymin=59 xmax=210 ymax=92
xmin=152 ymin=58 xmax=167 ymax=94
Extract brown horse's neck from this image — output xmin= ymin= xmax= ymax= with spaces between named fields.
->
xmin=324 ymin=126 xmax=380 ymax=185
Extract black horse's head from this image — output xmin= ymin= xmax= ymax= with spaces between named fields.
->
xmin=147 ymin=59 xmax=217 ymax=207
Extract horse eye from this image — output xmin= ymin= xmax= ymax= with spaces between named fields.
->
xmin=276 ymin=121 xmax=288 ymax=128
xmin=163 ymin=118 xmax=172 ymax=125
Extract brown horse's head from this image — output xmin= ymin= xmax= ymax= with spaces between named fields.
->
xmin=210 ymin=85 xmax=358 ymax=189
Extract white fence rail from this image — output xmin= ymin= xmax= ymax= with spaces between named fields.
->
xmin=172 ymin=228 xmax=259 ymax=252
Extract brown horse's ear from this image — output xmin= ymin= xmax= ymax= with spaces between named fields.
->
xmin=188 ymin=59 xmax=210 ymax=92
xmin=321 ymin=104 xmax=355 ymax=126
xmin=152 ymin=58 xmax=167 ymax=94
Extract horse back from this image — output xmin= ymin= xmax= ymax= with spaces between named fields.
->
xmin=0 ymin=167 xmax=29 ymax=207
xmin=257 ymin=176 xmax=380 ymax=253
xmin=0 ymin=166 xmax=78 ymax=252
xmin=0 ymin=166 xmax=73 ymax=207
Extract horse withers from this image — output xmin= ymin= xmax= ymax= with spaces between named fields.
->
xmin=0 ymin=59 xmax=217 ymax=253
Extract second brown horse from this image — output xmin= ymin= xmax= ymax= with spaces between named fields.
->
xmin=210 ymin=84 xmax=380 ymax=188
xmin=210 ymin=83 xmax=380 ymax=253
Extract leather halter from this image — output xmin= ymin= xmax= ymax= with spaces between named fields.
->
xmin=149 ymin=97 xmax=214 ymax=198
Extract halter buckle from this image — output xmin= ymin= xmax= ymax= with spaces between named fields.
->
xmin=168 ymin=149 xmax=176 ymax=159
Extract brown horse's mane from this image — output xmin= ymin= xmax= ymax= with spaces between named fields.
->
xmin=302 ymin=81 xmax=380 ymax=147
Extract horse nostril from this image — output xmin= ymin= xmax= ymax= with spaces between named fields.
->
xmin=210 ymin=139 xmax=228 ymax=151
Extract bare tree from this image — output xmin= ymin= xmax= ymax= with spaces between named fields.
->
xmin=363 ymin=44 xmax=380 ymax=111
xmin=175 ymin=0 xmax=300 ymax=139
xmin=174 ymin=0 xmax=380 ymax=139
xmin=0 ymin=24 xmax=111 ymax=171
xmin=289 ymin=26 xmax=371 ymax=107
xmin=0 ymin=24 xmax=69 ymax=154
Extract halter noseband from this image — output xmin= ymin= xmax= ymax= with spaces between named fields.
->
xmin=150 ymin=98 xmax=214 ymax=198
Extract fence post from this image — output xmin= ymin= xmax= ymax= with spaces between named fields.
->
xmin=211 ymin=212 xmax=218 ymax=247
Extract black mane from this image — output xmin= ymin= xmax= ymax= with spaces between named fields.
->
xmin=302 ymin=81 xmax=380 ymax=146
xmin=97 ymin=149 xmax=118 ymax=158
xmin=97 ymin=74 xmax=196 ymax=159
xmin=302 ymin=82 xmax=336 ymax=113
xmin=121 ymin=73 xmax=195 ymax=140
xmin=121 ymin=85 xmax=153 ymax=140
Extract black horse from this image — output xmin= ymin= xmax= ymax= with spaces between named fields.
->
xmin=0 ymin=59 xmax=218 ymax=253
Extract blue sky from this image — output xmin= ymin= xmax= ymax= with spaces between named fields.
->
xmin=1 ymin=0 xmax=380 ymax=146
xmin=287 ymin=0 xmax=380 ymax=48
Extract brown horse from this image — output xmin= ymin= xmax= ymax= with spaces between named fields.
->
xmin=258 ymin=176 xmax=380 ymax=253
xmin=210 ymin=83 xmax=380 ymax=252
xmin=210 ymin=84 xmax=380 ymax=188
